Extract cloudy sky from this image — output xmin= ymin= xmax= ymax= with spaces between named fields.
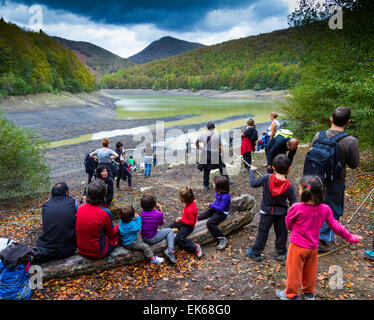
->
xmin=0 ymin=0 xmax=300 ymax=58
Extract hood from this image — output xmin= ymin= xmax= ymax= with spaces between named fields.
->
xmin=268 ymin=174 xmax=290 ymax=197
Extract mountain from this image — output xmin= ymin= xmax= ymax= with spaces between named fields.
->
xmin=54 ymin=37 xmax=136 ymax=80
xmin=128 ymin=36 xmax=205 ymax=64
xmin=101 ymin=26 xmax=311 ymax=90
xmin=0 ymin=19 xmax=95 ymax=97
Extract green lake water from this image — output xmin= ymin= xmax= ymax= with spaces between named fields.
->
xmin=49 ymin=93 xmax=280 ymax=148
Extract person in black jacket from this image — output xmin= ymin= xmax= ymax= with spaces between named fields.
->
xmin=114 ymin=142 xmax=132 ymax=189
xmin=247 ymin=154 xmax=297 ymax=262
xmin=84 ymin=150 xmax=98 ymax=185
xmin=266 ymin=135 xmax=298 ymax=173
xmin=34 ymin=182 xmax=78 ymax=263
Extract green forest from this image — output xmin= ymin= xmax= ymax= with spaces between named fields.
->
xmin=0 ymin=19 xmax=96 ymax=97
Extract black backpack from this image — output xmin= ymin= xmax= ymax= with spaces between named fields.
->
xmin=303 ymin=131 xmax=349 ymax=185
xmin=84 ymin=152 xmax=97 ymax=173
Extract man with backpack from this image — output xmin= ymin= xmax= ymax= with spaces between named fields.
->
xmin=304 ymin=107 xmax=359 ymax=252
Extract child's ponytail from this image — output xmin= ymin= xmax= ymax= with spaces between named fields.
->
xmin=299 ymin=175 xmax=324 ymax=205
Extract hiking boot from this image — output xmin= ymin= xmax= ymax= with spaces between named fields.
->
xmin=195 ymin=244 xmax=203 ymax=258
xmin=318 ymin=240 xmax=336 ymax=253
xmin=150 ymin=256 xmax=164 ymax=265
xmin=247 ymin=248 xmax=263 ymax=262
xmin=364 ymin=250 xmax=374 ymax=261
xmin=303 ymin=292 xmax=315 ymax=300
xmin=276 ymin=289 xmax=298 ymax=300
xmin=164 ymin=248 xmax=177 ymax=264
xmin=276 ymin=254 xmax=287 ymax=261
xmin=217 ymin=237 xmax=228 ymax=250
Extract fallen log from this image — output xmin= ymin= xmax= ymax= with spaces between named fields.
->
xmin=39 ymin=194 xmax=256 ymax=280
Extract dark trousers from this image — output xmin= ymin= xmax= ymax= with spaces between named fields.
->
xmin=251 ymin=213 xmax=288 ymax=256
xmin=203 ymin=167 xmax=229 ymax=188
xmin=243 ymin=151 xmax=252 ymax=168
xmin=88 ymin=171 xmax=94 ymax=185
xmin=117 ymin=164 xmax=132 ymax=187
xmin=198 ymin=208 xmax=227 ymax=239
xmin=34 ymin=244 xmax=76 ymax=264
xmin=169 ymin=221 xmax=196 ymax=253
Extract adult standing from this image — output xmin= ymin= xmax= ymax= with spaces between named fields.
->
xmin=195 ymin=121 xmax=232 ymax=191
xmin=115 ymin=141 xmax=132 ymax=189
xmin=76 ymin=180 xmax=120 ymax=259
xmin=266 ymin=136 xmax=299 ymax=173
xmin=310 ymin=107 xmax=359 ymax=252
xmin=89 ymin=138 xmax=118 ymax=178
xmin=34 ymin=182 xmax=77 ymax=263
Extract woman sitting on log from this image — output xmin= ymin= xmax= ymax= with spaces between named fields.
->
xmin=76 ymin=180 xmax=120 ymax=259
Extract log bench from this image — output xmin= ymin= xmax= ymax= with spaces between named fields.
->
xmin=39 ymin=194 xmax=256 ymax=280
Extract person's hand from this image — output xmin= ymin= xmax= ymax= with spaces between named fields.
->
xmin=155 ymin=203 xmax=162 ymax=212
xmin=175 ymin=217 xmax=181 ymax=223
xmin=267 ymin=165 xmax=272 ymax=171
xmin=356 ymin=235 xmax=363 ymax=242
xmin=250 ymin=165 xmax=257 ymax=171
xmin=82 ymin=195 xmax=87 ymax=203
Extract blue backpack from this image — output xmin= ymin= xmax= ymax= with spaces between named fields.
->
xmin=303 ymin=131 xmax=349 ymax=185
xmin=0 ymin=261 xmax=32 ymax=300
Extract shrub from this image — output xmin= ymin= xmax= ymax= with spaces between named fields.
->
xmin=0 ymin=112 xmax=51 ymax=203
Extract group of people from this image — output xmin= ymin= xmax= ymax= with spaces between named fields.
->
xmin=29 ymin=105 xmax=371 ymax=301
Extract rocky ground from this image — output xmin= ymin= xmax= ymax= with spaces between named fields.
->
xmin=1 ymin=147 xmax=373 ymax=300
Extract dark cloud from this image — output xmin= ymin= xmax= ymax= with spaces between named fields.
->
xmin=8 ymin=0 xmax=289 ymax=31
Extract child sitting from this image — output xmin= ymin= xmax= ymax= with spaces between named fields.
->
xmin=198 ymin=176 xmax=231 ymax=250
xmin=140 ymin=194 xmax=177 ymax=264
xmin=118 ymin=205 xmax=164 ymax=265
xmin=168 ymin=187 xmax=202 ymax=258
xmin=276 ymin=175 xmax=362 ymax=300
xmin=247 ymin=154 xmax=297 ymax=262
xmin=241 ymin=118 xmax=258 ymax=170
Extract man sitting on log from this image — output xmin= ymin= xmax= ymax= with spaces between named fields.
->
xmin=34 ymin=182 xmax=78 ymax=263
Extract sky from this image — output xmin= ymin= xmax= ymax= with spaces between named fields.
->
xmin=0 ymin=0 xmax=300 ymax=58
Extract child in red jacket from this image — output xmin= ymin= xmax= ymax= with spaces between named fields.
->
xmin=241 ymin=118 xmax=258 ymax=171
xmin=169 ymin=187 xmax=203 ymax=258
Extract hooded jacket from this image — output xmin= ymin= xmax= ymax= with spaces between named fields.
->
xmin=249 ymin=171 xmax=297 ymax=215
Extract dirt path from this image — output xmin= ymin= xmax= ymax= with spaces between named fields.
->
xmin=1 ymin=147 xmax=372 ymax=300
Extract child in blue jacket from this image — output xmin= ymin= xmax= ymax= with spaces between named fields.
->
xmin=198 ymin=176 xmax=231 ymax=250
xmin=118 ymin=205 xmax=164 ymax=265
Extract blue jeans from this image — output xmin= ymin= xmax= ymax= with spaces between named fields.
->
xmin=143 ymin=228 xmax=175 ymax=251
xmin=144 ymin=162 xmax=152 ymax=176
xmin=319 ymin=181 xmax=345 ymax=242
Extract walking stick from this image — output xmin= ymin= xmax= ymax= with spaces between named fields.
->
xmin=317 ymin=243 xmax=351 ymax=258
xmin=232 ymin=152 xmax=262 ymax=177
xmin=347 ymin=187 xmax=374 ymax=224
xmin=318 ymin=188 xmax=373 ymax=258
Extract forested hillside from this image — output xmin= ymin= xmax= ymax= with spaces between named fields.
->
xmin=281 ymin=0 xmax=374 ymax=148
xmin=54 ymin=36 xmax=136 ymax=80
xmin=100 ymin=25 xmax=313 ymax=91
xmin=0 ymin=19 xmax=96 ymax=97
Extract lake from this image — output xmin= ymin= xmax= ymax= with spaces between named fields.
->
xmin=48 ymin=91 xmax=281 ymax=148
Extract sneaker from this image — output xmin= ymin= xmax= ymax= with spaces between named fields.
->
xmin=247 ymin=248 xmax=264 ymax=262
xmin=364 ymin=250 xmax=374 ymax=261
xmin=150 ymin=256 xmax=164 ymax=265
xmin=276 ymin=289 xmax=298 ymax=300
xmin=195 ymin=244 xmax=203 ymax=258
xmin=303 ymin=292 xmax=315 ymax=300
xmin=276 ymin=254 xmax=287 ymax=261
xmin=217 ymin=237 xmax=228 ymax=250
xmin=318 ymin=240 xmax=336 ymax=253
xmin=164 ymin=248 xmax=177 ymax=264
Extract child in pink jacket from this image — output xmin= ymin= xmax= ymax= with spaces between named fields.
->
xmin=276 ymin=175 xmax=362 ymax=300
